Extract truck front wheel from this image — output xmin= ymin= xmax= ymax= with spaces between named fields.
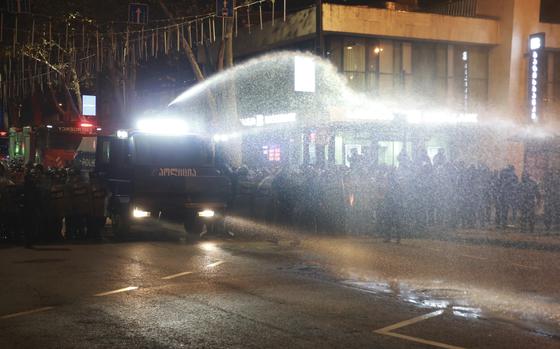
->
xmin=183 ymin=214 xmax=204 ymax=237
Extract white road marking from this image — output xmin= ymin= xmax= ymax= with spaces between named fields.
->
xmin=206 ymin=260 xmax=225 ymax=268
xmin=375 ymin=310 xmax=466 ymax=349
xmin=375 ymin=310 xmax=444 ymax=333
xmin=93 ymin=286 xmax=139 ymax=297
xmin=379 ymin=331 xmax=466 ymax=349
xmin=459 ymin=254 xmax=487 ymax=261
xmin=510 ymin=263 xmax=539 ymax=271
xmin=161 ymin=271 xmax=194 ymax=280
xmin=0 ymin=306 xmax=55 ymax=320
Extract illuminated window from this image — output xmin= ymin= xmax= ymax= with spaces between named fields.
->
xmin=82 ymin=95 xmax=96 ymax=116
xmin=343 ymin=38 xmax=366 ymax=91
xmin=262 ymin=145 xmax=281 ymax=162
xmin=540 ymin=0 xmax=560 ymax=24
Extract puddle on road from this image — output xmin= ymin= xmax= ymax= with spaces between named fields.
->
xmin=340 ymin=280 xmax=394 ymax=295
xmin=281 ymin=259 xmax=559 ymax=337
xmin=340 ymin=276 xmax=560 ymax=339
xmin=342 ymin=279 xmax=471 ymax=312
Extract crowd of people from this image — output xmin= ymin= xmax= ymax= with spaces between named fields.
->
xmin=231 ymin=148 xmax=554 ymax=242
xmin=2 ymin=147 xmax=558 ymax=246
xmin=0 ymin=159 xmax=106 ymax=247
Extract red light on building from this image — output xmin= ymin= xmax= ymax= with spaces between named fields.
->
xmin=80 ymin=122 xmax=94 ymax=128
xmin=0 ymin=131 xmax=7 ymax=137
xmin=262 ymin=145 xmax=281 ymax=162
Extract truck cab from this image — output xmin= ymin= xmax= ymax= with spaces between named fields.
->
xmin=95 ymin=122 xmax=232 ymax=238
xmin=9 ymin=123 xmax=100 ymax=167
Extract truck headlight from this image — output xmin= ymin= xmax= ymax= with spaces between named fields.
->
xmin=117 ymin=130 xmax=129 ymax=139
xmin=198 ymin=209 xmax=215 ymax=218
xmin=133 ymin=208 xmax=151 ymax=219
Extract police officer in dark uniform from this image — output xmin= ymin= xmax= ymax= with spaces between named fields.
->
xmin=519 ymin=172 xmax=540 ymax=233
xmin=44 ymin=170 xmax=66 ymax=241
xmin=232 ymin=165 xmax=255 ymax=218
xmin=497 ymin=165 xmax=518 ymax=228
xmin=65 ymin=168 xmax=90 ymax=240
xmin=543 ymin=168 xmax=560 ymax=231
xmin=0 ymin=164 xmax=15 ymax=241
xmin=87 ymin=171 xmax=107 ymax=240
xmin=271 ymin=167 xmax=294 ymax=227
xmin=381 ymin=172 xmax=402 ymax=243
xmin=23 ymin=167 xmax=40 ymax=247
xmin=432 ymin=148 xmax=447 ymax=168
xmin=34 ymin=164 xmax=52 ymax=242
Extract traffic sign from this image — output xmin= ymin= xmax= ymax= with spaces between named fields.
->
xmin=129 ymin=3 xmax=149 ymax=24
xmin=216 ymin=0 xmax=235 ymax=18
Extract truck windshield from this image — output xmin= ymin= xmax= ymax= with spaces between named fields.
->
xmin=132 ymin=134 xmax=213 ymax=167
xmin=46 ymin=133 xmax=83 ymax=151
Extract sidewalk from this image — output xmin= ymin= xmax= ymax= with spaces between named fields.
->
xmin=426 ymin=227 xmax=560 ymax=252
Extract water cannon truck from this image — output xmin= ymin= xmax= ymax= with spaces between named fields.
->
xmin=94 ymin=118 xmax=232 ymax=238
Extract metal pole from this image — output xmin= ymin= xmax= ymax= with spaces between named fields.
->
xmin=314 ymin=0 xmax=325 ymax=165
xmin=315 ymin=0 xmax=324 ymax=57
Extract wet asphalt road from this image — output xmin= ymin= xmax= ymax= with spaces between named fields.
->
xmin=1 ymin=225 xmax=559 ymax=348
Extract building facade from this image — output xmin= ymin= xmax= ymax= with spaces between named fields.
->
xmin=210 ymin=0 xmax=560 ymax=176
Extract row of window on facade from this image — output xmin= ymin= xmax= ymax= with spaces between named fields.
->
xmin=320 ymin=36 xmax=560 ymax=117
xmin=324 ymin=36 xmax=489 ymax=111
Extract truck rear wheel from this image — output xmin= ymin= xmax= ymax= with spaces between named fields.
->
xmin=111 ymin=213 xmax=130 ymax=239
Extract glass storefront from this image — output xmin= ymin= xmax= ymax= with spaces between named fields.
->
xmin=331 ymin=128 xmax=448 ymax=168
xmin=240 ymin=123 xmax=459 ymax=170
xmin=326 ymin=35 xmax=489 ymax=111
xmin=342 ymin=38 xmax=366 ymax=91
xmin=454 ymin=45 xmax=489 ymax=111
xmin=378 ymin=141 xmax=412 ymax=167
xmin=551 ymin=52 xmax=560 ymax=110
xmin=411 ymin=43 xmax=448 ymax=104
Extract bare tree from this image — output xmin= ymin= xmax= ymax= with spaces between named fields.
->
xmin=157 ymin=0 xmax=219 ymax=126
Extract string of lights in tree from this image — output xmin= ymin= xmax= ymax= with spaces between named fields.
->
xmin=0 ymin=0 xmax=291 ymax=100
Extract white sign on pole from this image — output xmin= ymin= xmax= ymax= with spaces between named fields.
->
xmin=294 ymin=56 xmax=316 ymax=93
xmin=82 ymin=95 xmax=96 ymax=116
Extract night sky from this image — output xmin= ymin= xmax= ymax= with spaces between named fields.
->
xmin=540 ymin=0 xmax=560 ymax=23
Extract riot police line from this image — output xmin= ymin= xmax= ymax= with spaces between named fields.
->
xmin=0 ymin=160 xmax=106 ymax=246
